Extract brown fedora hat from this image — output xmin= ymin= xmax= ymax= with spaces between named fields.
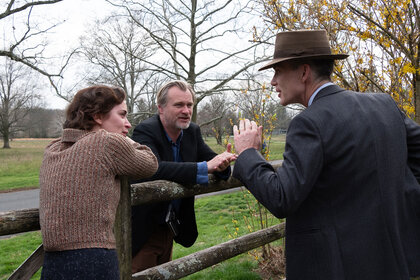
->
xmin=259 ymin=29 xmax=348 ymax=71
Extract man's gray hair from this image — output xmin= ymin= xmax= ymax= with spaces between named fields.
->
xmin=157 ymin=80 xmax=196 ymax=107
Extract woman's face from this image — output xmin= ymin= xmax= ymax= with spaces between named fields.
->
xmin=95 ymin=101 xmax=131 ymax=136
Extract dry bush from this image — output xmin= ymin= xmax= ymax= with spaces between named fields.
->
xmin=255 ymin=245 xmax=286 ymax=280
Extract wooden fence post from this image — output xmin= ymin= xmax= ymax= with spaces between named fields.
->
xmin=114 ymin=176 xmax=132 ymax=280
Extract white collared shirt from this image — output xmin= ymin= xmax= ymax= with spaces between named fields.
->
xmin=308 ymin=82 xmax=334 ymax=106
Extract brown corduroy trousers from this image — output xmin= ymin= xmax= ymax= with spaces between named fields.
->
xmin=131 ymin=225 xmax=173 ymax=274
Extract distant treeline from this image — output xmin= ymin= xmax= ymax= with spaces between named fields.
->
xmin=11 ymin=108 xmax=65 ymax=139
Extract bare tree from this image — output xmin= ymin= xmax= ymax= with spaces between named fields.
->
xmin=80 ymin=16 xmax=162 ymax=125
xmin=197 ymin=95 xmax=237 ymax=145
xmin=232 ymin=71 xmax=293 ymax=133
xmin=1 ymin=0 xmax=75 ymax=99
xmin=108 ymin=0 xmax=269 ymax=121
xmin=19 ymin=107 xmax=64 ymax=138
xmin=0 ymin=57 xmax=40 ymax=148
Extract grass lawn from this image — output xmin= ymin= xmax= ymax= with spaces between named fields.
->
xmin=0 ymin=191 xmax=283 ymax=280
xmin=0 ymin=136 xmax=285 ymax=192
xmin=0 ymin=231 xmax=43 ymax=280
xmin=0 ymin=139 xmax=51 ymax=192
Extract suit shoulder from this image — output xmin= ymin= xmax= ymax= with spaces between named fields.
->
xmin=134 ymin=115 xmax=159 ymax=132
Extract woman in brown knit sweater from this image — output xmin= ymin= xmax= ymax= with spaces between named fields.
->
xmin=39 ymin=86 xmax=158 ymax=279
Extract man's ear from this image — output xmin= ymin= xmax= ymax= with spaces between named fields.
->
xmin=93 ymin=114 xmax=103 ymax=125
xmin=301 ymin=64 xmax=310 ymax=82
xmin=157 ymin=104 xmax=163 ymax=115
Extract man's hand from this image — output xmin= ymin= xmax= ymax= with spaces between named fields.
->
xmin=207 ymin=143 xmax=237 ymax=173
xmin=233 ymin=119 xmax=262 ymax=155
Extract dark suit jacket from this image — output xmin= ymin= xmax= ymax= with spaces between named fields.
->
xmin=131 ymin=114 xmax=230 ymax=256
xmin=233 ymin=85 xmax=420 ymax=279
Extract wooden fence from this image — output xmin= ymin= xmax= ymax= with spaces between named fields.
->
xmin=0 ymin=161 xmax=285 ymax=280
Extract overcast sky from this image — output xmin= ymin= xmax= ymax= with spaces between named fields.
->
xmin=6 ymin=0 xmax=266 ymax=110
xmin=31 ymin=0 xmax=116 ymax=109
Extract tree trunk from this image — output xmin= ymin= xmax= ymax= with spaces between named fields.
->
xmin=216 ymin=131 xmax=222 ymax=145
xmin=3 ymin=133 xmax=10 ymax=149
xmin=415 ymin=75 xmax=420 ymax=124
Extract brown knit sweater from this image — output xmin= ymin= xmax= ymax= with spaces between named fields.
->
xmin=39 ymin=128 xmax=158 ymax=251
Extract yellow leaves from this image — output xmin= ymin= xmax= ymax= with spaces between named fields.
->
xmin=381 ymin=39 xmax=391 ymax=48
xmin=408 ymin=89 xmax=414 ymax=100
xmin=347 ymin=26 xmax=357 ymax=32
xmin=359 ymin=31 xmax=371 ymax=40
xmin=392 ymin=57 xmax=403 ymax=64
xmin=402 ymin=63 xmax=416 ymax=74
xmin=404 ymin=106 xmax=415 ymax=116
xmin=261 ymin=83 xmax=267 ymax=92
xmin=391 ymin=90 xmax=415 ymax=119
xmin=262 ymin=0 xmax=419 ymax=118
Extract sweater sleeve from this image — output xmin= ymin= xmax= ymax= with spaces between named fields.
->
xmin=103 ymin=132 xmax=158 ymax=179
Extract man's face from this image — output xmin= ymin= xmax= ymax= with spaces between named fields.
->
xmin=159 ymin=86 xmax=193 ymax=132
xmin=271 ymin=62 xmax=306 ymax=106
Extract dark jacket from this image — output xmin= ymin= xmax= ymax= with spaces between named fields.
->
xmin=131 ymin=114 xmax=230 ymax=256
xmin=233 ymin=85 xmax=420 ymax=279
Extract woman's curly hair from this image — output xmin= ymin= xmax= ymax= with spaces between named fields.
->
xmin=63 ymin=86 xmax=126 ymax=130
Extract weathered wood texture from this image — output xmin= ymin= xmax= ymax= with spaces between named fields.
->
xmin=0 ymin=161 xmax=283 ymax=236
xmin=7 ymin=244 xmax=44 ymax=280
xmin=131 ymin=161 xmax=283 ymax=206
xmin=0 ymin=208 xmax=39 ymax=236
xmin=131 ymin=176 xmax=243 ymax=205
xmin=114 ymin=177 xmax=132 ymax=280
xmin=132 ymin=223 xmax=285 ymax=280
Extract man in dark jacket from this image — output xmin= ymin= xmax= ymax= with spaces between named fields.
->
xmin=233 ymin=29 xmax=420 ymax=279
xmin=131 ymin=80 xmax=236 ymax=273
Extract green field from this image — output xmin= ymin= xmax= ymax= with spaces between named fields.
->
xmin=0 ymin=191 xmax=284 ymax=280
xmin=0 ymin=136 xmax=285 ymax=192
xmin=0 ymin=139 xmax=51 ymax=192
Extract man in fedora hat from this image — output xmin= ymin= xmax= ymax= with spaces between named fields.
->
xmin=232 ymin=29 xmax=420 ymax=279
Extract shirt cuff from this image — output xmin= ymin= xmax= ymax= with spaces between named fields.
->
xmin=196 ymin=161 xmax=209 ymax=184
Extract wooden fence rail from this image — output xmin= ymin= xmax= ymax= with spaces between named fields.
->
xmin=0 ymin=161 xmax=284 ymax=280
xmin=132 ymin=223 xmax=285 ymax=279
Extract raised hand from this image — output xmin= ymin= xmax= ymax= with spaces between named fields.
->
xmin=233 ymin=119 xmax=263 ymax=155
